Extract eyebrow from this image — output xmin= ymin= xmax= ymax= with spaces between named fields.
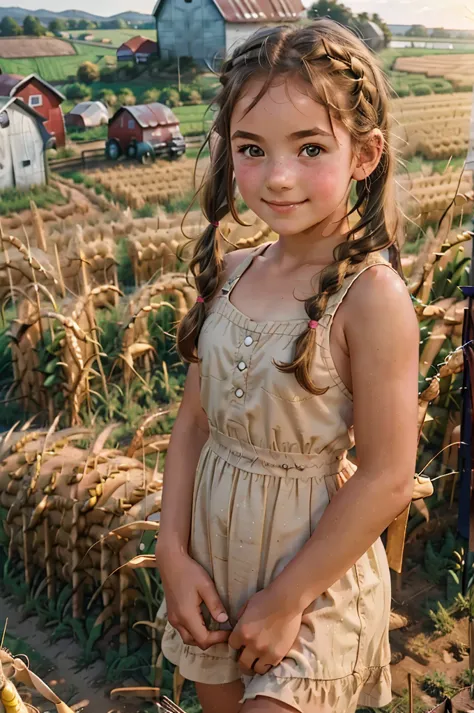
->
xmin=231 ymin=127 xmax=333 ymax=141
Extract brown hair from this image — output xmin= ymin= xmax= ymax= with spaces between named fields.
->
xmin=176 ymin=19 xmax=403 ymax=394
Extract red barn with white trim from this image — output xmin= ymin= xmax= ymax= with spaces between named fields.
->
xmin=0 ymin=73 xmax=65 ymax=148
xmin=117 ymin=36 xmax=158 ymax=64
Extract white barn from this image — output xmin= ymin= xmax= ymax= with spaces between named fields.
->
xmin=0 ymin=97 xmax=52 ymax=190
xmin=153 ymin=0 xmax=304 ymax=64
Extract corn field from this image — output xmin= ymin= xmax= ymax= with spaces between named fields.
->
xmin=87 ymin=160 xmax=198 ymax=210
xmin=391 ymin=93 xmax=471 ymax=160
xmin=0 ymin=175 xmax=471 ymax=709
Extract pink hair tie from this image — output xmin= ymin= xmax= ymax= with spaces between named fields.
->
xmin=196 ymin=296 xmax=205 ymax=303
xmin=308 ymin=320 xmax=318 ymax=330
xmin=211 ymin=221 xmax=219 ymax=228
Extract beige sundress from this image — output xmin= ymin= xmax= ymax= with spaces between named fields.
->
xmin=161 ymin=242 xmax=395 ymax=713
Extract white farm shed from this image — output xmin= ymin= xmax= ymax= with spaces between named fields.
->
xmin=153 ymin=0 xmax=304 ymax=64
xmin=0 ymin=97 xmax=52 ymax=190
xmin=65 ymin=101 xmax=109 ymax=130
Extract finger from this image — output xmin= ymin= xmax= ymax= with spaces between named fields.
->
xmin=185 ymin=614 xmax=231 ymax=650
xmin=175 ymin=624 xmax=198 ymax=647
xmin=252 ymin=659 xmax=274 ymax=676
xmin=238 ymin=646 xmax=259 ymax=675
xmin=197 ymin=580 xmax=229 ymax=624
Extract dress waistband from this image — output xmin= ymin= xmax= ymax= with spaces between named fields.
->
xmin=206 ymin=425 xmax=348 ymax=480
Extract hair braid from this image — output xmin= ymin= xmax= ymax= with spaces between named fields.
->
xmin=176 ymin=135 xmax=234 ymax=363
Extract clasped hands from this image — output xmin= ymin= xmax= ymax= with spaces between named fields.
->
xmin=157 ymin=550 xmax=302 ymax=676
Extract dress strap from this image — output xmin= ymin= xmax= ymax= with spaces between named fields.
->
xmin=221 ymin=241 xmax=273 ymax=296
xmin=319 ymin=251 xmax=400 ymax=328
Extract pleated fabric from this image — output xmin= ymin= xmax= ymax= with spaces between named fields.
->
xmin=160 ymin=243 xmax=397 ymax=712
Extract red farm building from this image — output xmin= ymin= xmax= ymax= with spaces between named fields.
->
xmin=0 ymin=73 xmax=65 ymax=148
xmin=116 ymin=36 xmax=158 ymax=64
xmin=106 ymin=102 xmax=185 ymax=162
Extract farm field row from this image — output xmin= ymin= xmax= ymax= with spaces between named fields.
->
xmin=0 ymin=42 xmax=116 ymax=82
xmin=394 ymin=53 xmax=474 ymax=90
xmin=0 ymin=37 xmax=75 ymax=58
xmin=392 ymin=92 xmax=472 ymax=160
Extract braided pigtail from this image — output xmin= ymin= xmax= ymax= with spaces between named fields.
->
xmin=274 ymin=256 xmax=352 ymax=394
xmin=176 ymin=134 xmax=234 ymax=363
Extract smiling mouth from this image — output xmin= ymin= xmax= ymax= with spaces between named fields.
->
xmin=263 ymin=199 xmax=308 ymax=206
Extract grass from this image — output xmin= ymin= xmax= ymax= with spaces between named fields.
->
xmin=0 ymin=184 xmax=67 ymax=215
xmin=0 ymin=42 xmax=116 ymax=82
xmin=400 ymin=155 xmax=467 ymax=174
xmin=68 ymin=124 xmax=108 ymax=142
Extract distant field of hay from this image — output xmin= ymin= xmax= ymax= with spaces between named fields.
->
xmin=394 ymin=53 xmax=474 ymax=90
xmin=0 ymin=37 xmax=75 ymax=58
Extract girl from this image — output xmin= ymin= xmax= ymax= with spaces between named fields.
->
xmin=155 ymin=19 xmax=419 ymax=713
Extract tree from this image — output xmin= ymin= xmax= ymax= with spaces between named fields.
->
xmin=99 ymin=65 xmax=117 ymax=82
xmin=77 ymin=61 xmax=100 ymax=84
xmin=23 ymin=15 xmax=44 ymax=36
xmin=66 ymin=19 xmax=78 ymax=29
xmin=97 ymin=88 xmax=117 ymax=107
xmin=405 ymin=25 xmax=428 ymax=37
xmin=77 ymin=19 xmax=96 ymax=30
xmin=0 ymin=16 xmax=22 ymax=36
xmin=307 ymin=0 xmax=353 ymax=25
xmin=371 ymin=13 xmax=391 ymax=46
xmin=158 ymin=87 xmax=181 ymax=107
xmin=65 ymin=82 xmax=91 ymax=101
xmin=142 ymin=88 xmax=161 ymax=103
xmin=116 ymin=88 xmax=136 ymax=106
xmin=48 ymin=18 xmax=66 ymax=34
xmin=431 ymin=27 xmax=450 ymax=38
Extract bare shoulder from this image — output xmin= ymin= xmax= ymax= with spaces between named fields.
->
xmin=341 ymin=263 xmax=419 ymax=369
xmin=344 ymin=263 xmax=415 ymax=324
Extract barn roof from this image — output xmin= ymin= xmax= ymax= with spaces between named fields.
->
xmin=115 ymin=102 xmax=179 ymax=128
xmin=68 ymin=101 xmax=108 ymax=118
xmin=0 ymin=73 xmax=65 ymax=101
xmin=118 ymin=35 xmax=156 ymax=53
xmin=153 ymin=0 xmax=304 ymax=23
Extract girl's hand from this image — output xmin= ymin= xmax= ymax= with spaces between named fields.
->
xmin=228 ymin=587 xmax=303 ymax=676
xmin=156 ymin=546 xmax=231 ymax=651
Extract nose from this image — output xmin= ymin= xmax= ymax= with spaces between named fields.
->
xmin=265 ymin=158 xmax=295 ymax=193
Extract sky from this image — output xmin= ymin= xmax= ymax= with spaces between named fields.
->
xmin=2 ymin=0 xmax=474 ymax=30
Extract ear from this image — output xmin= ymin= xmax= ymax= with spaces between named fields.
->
xmin=351 ymin=129 xmax=384 ymax=182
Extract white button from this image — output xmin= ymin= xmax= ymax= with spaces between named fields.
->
xmin=237 ymin=361 xmax=246 ymax=371
xmin=235 ymin=388 xmax=244 ymax=398
xmin=244 ymin=336 xmax=253 ymax=346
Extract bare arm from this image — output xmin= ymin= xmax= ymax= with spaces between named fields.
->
xmin=267 ymin=265 xmax=420 ymax=613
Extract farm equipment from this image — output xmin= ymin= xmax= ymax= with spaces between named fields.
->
xmin=105 ymin=102 xmax=186 ymax=164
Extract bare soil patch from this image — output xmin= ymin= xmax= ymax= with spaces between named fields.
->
xmin=0 ymin=37 xmax=75 ymax=58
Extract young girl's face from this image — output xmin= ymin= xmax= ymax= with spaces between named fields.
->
xmin=230 ymin=74 xmax=357 ymax=238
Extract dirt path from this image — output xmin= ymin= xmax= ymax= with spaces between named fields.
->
xmin=0 ymin=592 xmax=142 ymax=713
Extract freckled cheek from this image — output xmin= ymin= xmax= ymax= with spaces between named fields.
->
xmin=233 ymin=162 xmax=263 ymax=202
xmin=305 ymin=164 xmax=349 ymax=202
